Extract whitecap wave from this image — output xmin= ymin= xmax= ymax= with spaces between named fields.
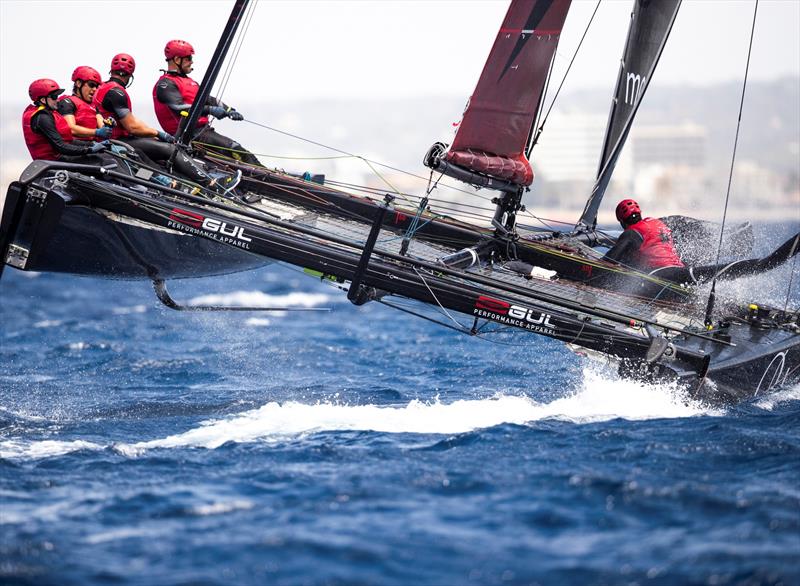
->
xmin=117 ymin=368 xmax=714 ymax=452
xmin=33 ymin=319 xmax=63 ymax=328
xmin=190 ymin=500 xmax=254 ymax=516
xmin=112 ymin=304 xmax=147 ymax=315
xmin=244 ymin=317 xmax=271 ymax=327
xmin=0 ymin=439 xmax=102 ymax=460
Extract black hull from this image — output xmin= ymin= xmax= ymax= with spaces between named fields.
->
xmin=1 ymin=165 xmax=268 ymax=280
xmin=682 ymin=324 xmax=800 ymax=404
xmin=32 ymin=205 xmax=268 ymax=280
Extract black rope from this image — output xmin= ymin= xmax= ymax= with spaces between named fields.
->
xmin=704 ymin=0 xmax=759 ymax=327
xmin=216 ymin=0 xmax=258 ymax=103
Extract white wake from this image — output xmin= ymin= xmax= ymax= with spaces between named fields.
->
xmin=0 ymin=367 xmax=731 ymax=460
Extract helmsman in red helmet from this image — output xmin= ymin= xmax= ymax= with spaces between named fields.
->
xmin=22 ymin=78 xmax=109 ymax=161
xmin=57 ymin=66 xmax=113 ymax=141
xmin=153 ymin=39 xmax=261 ymax=166
xmin=603 ymin=199 xmax=684 ymax=272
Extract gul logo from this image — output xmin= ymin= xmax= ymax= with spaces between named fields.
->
xmin=476 ymin=296 xmax=510 ymax=313
xmin=169 ymin=208 xmax=203 ymax=228
xmin=474 ymin=296 xmax=554 ymax=328
xmin=169 ymin=208 xmax=252 ymax=242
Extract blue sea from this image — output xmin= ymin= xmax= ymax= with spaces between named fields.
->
xmin=2 ymin=261 xmax=799 ymax=586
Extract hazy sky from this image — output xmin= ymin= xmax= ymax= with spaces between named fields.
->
xmin=1 ymin=0 xmax=798 ymax=111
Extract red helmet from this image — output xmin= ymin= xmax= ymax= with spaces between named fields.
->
xmin=28 ymin=78 xmax=64 ymax=102
xmin=110 ymin=53 xmax=136 ymax=75
xmin=615 ymin=199 xmax=642 ymax=223
xmin=165 ymin=39 xmax=194 ymax=60
xmin=71 ymin=66 xmax=101 ymax=84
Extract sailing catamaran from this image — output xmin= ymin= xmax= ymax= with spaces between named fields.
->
xmin=2 ymin=0 xmax=798 ymax=404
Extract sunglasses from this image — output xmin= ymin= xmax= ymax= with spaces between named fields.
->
xmin=85 ymin=81 xmax=99 ymax=89
xmin=47 ymin=92 xmax=62 ymax=100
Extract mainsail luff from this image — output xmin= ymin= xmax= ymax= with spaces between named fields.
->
xmin=577 ymin=0 xmax=682 ymax=230
xmin=444 ymin=0 xmax=571 ymax=187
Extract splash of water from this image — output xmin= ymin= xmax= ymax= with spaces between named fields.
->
xmin=187 ymin=290 xmax=332 ymax=308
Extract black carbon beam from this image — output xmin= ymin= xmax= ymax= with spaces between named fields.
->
xmin=347 ymin=195 xmax=394 ymax=305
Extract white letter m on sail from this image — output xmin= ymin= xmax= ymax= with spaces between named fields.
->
xmin=624 ymin=72 xmax=646 ymax=106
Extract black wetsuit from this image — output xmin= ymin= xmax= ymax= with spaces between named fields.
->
xmin=99 ymin=82 xmax=211 ymax=185
xmin=56 ymin=96 xmax=90 ymax=119
xmin=31 ymin=109 xmax=97 ymax=161
xmin=155 ymin=76 xmax=262 ymax=166
xmin=603 ymin=229 xmax=643 ymax=267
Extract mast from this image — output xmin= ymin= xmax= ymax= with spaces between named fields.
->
xmin=576 ymin=0 xmax=681 ymax=231
xmin=175 ymin=0 xmax=250 ymax=148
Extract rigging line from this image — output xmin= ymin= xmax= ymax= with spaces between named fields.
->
xmin=206 ymin=138 xmax=497 ymax=212
xmin=216 ymin=0 xmax=258 ymax=103
xmin=704 ymin=0 xmax=759 ymax=324
xmin=215 ymin=2 xmax=249 ymax=102
xmin=321 ymin=180 xmax=496 ymax=215
xmin=516 ymin=213 xmax=562 ymax=233
xmin=528 ymin=33 xmax=557 ymax=156
xmin=359 ymin=157 xmax=413 ymax=205
xmin=412 ymin=266 xmax=471 ymax=332
xmin=212 ymin=172 xmax=481 ymax=248
xmin=211 ymin=161 xmax=495 ymax=224
xmin=783 ymin=253 xmax=798 ymax=313
xmin=376 ymin=299 xmax=472 ymax=335
xmin=194 ymin=141 xmax=351 ymax=160
xmin=376 ymin=300 xmax=526 ymax=345
xmin=403 ymin=169 xmax=446 ymax=243
xmin=528 ymin=0 xmax=602 ymax=155
xmin=517 ymin=213 xmax=575 ymax=228
xmin=242 ymin=118 xmax=498 ymax=203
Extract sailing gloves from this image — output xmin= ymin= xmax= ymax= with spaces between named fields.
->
xmin=156 ymin=130 xmax=176 ymax=143
xmin=95 ymin=126 xmax=113 ymax=139
xmin=208 ymin=106 xmax=227 ymax=119
xmin=208 ymin=106 xmax=244 ymax=121
xmin=89 ymin=140 xmax=110 ymax=153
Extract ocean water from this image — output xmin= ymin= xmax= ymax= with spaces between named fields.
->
xmin=1 ymin=264 xmax=799 ymax=586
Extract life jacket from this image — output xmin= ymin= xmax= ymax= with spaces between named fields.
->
xmin=93 ymin=79 xmax=131 ymax=139
xmin=21 ymin=104 xmax=73 ymax=161
xmin=152 ymin=72 xmax=208 ymax=135
xmin=59 ymin=95 xmax=99 ymax=139
xmin=627 ymin=217 xmax=685 ymax=269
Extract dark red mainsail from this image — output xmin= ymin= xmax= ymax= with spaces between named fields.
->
xmin=445 ymin=0 xmax=571 ymax=187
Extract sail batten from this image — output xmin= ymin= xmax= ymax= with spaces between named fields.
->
xmin=578 ymin=0 xmax=682 ymax=229
xmin=440 ymin=0 xmax=572 ymax=188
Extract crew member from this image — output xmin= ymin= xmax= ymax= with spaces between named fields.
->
xmin=94 ymin=53 xmax=224 ymax=189
xmin=57 ymin=66 xmax=112 ymax=141
xmin=22 ymin=78 xmax=108 ymax=161
xmin=153 ymin=39 xmax=261 ymax=166
xmin=604 ymin=199 xmax=684 ymax=272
